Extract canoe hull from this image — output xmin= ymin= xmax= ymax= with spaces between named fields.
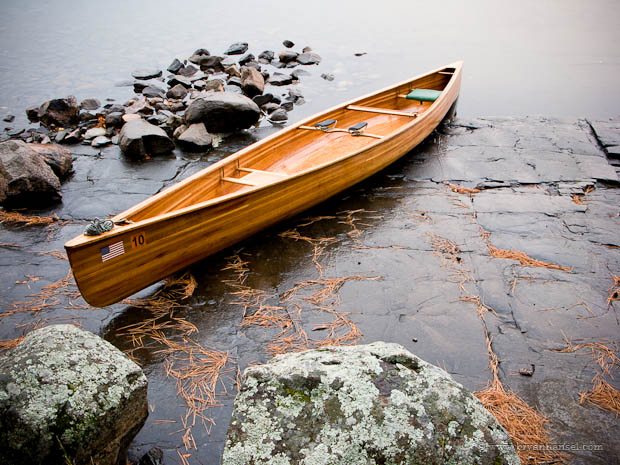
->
xmin=66 ymin=62 xmax=462 ymax=306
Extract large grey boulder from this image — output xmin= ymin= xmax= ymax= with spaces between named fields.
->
xmin=119 ymin=118 xmax=174 ymax=159
xmin=0 ymin=324 xmax=148 ymax=465
xmin=184 ymin=92 xmax=260 ymax=133
xmin=223 ymin=342 xmax=519 ymax=465
xmin=176 ymin=122 xmax=212 ymax=152
xmin=0 ymin=140 xmax=62 ymax=207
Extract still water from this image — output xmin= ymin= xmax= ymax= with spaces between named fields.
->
xmin=1 ymin=0 xmax=619 ymax=130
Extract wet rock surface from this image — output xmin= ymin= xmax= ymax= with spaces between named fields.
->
xmin=223 ymin=342 xmax=519 ymax=465
xmin=0 ymin=115 xmax=618 ymax=464
xmin=0 ymin=324 xmax=148 ymax=465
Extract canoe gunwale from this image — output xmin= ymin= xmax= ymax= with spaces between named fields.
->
xmin=65 ymin=61 xmax=462 ymax=250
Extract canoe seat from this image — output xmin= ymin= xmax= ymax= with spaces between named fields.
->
xmin=404 ymin=88 xmax=441 ymax=103
xmin=222 ymin=168 xmax=287 ymax=187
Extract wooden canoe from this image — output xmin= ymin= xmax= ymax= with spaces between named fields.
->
xmin=65 ymin=61 xmax=463 ymax=307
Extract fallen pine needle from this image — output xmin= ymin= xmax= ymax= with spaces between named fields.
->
xmin=579 ymin=374 xmax=620 ymax=417
xmin=0 ymin=210 xmax=58 ymax=226
xmin=487 ymin=244 xmax=572 ymax=272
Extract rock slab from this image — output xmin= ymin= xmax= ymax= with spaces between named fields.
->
xmin=223 ymin=342 xmax=519 ymax=465
xmin=0 ymin=324 xmax=148 ymax=465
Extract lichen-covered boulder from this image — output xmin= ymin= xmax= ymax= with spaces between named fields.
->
xmin=0 ymin=324 xmax=148 ymax=465
xmin=223 ymin=342 xmax=519 ymax=465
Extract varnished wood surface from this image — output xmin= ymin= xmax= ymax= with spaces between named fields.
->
xmin=65 ymin=62 xmax=463 ymax=306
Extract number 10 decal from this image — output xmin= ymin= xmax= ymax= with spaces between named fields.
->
xmin=130 ymin=232 xmax=147 ymax=249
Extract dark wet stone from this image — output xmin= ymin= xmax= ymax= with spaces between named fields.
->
xmin=261 ymin=102 xmax=280 ymax=114
xmin=166 ymin=84 xmax=188 ymax=100
xmin=131 ymin=68 xmax=162 ymax=80
xmin=267 ymin=108 xmax=288 ymax=123
xmin=0 ymin=140 xmax=62 ymax=207
xmin=253 ymin=93 xmax=273 ymax=106
xmin=63 ymin=128 xmax=82 ymax=144
xmin=258 ymin=50 xmax=275 ymax=63
xmin=25 ymin=106 xmax=40 ymax=122
xmin=142 ymin=86 xmax=165 ymax=99
xmin=238 ymin=53 xmax=255 ymax=67
xmin=125 ymin=97 xmax=154 ymax=116
xmin=279 ymin=50 xmax=299 ymax=63
xmin=37 ymin=96 xmax=80 ymax=128
xmin=204 ymin=79 xmax=224 ymax=92
xmin=105 ymin=111 xmax=124 ymax=128
xmin=178 ymin=64 xmax=198 ymax=77
xmin=291 ymin=68 xmax=310 ymax=80
xmin=167 ymin=75 xmax=192 ymax=88
xmin=198 ymin=55 xmax=224 ymax=72
xmin=91 ymin=135 xmax=111 ymax=148
xmin=225 ymin=42 xmax=248 ymax=55
xmin=240 ymin=66 xmax=264 ymax=97
xmin=269 ymin=72 xmax=293 ymax=86
xmin=167 ymin=58 xmax=183 ymax=74
xmin=184 ymin=92 xmax=260 ymax=133
xmin=297 ymin=51 xmax=321 ymax=65
xmin=80 ymin=98 xmax=101 ymax=110
xmin=227 ymin=76 xmax=242 ymax=88
xmin=79 ymin=110 xmax=99 ymax=122
xmin=146 ymin=113 xmax=168 ymax=126
xmin=282 ymin=39 xmax=295 ymax=48
xmin=321 ymin=73 xmax=335 ymax=81
xmin=119 ymin=118 xmax=174 ymax=159
xmin=224 ymin=63 xmax=241 ymax=78
xmin=193 ymin=48 xmax=210 ymax=57
xmin=176 ymin=122 xmax=212 ymax=152
xmin=3 ymin=114 xmax=15 ymax=122
xmin=280 ymin=101 xmax=294 ymax=112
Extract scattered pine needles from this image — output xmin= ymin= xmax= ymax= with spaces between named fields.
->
xmin=579 ymin=374 xmax=620 ymax=417
xmin=487 ymin=244 xmax=572 ymax=272
xmin=0 ymin=210 xmax=58 ymax=226
xmin=548 ymin=335 xmax=620 ymax=418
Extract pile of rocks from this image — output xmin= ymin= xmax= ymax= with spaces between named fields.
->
xmin=11 ymin=40 xmax=322 ymax=159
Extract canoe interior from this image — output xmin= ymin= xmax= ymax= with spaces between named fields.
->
xmin=120 ymin=66 xmax=457 ymax=224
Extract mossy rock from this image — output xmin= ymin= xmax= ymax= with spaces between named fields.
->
xmin=223 ymin=342 xmax=520 ymax=465
xmin=0 ymin=324 xmax=148 ymax=465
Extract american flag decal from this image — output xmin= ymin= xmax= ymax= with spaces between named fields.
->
xmin=101 ymin=241 xmax=125 ymax=262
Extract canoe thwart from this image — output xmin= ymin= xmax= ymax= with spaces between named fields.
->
xmin=346 ymin=105 xmax=417 ymax=118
